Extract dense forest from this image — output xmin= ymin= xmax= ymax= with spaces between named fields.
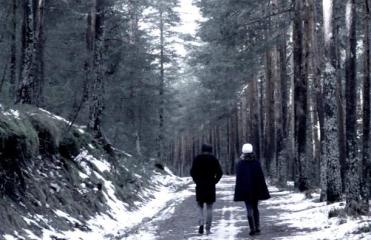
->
xmin=0 ymin=0 xmax=369 ymax=220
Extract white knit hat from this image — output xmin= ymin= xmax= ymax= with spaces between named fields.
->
xmin=242 ymin=143 xmax=253 ymax=154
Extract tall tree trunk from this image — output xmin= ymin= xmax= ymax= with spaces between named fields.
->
xmin=250 ymin=77 xmax=261 ymax=161
xmin=234 ymin=109 xmax=241 ymax=164
xmin=334 ymin=13 xmax=347 ymax=192
xmin=17 ymin=0 xmax=45 ymax=106
xmin=264 ymin=36 xmax=276 ymax=176
xmin=10 ymin=0 xmax=17 ymax=100
xmin=32 ymin=0 xmax=45 ymax=106
xmin=278 ymin=14 xmax=288 ymax=186
xmin=321 ymin=0 xmax=342 ymax=203
xmin=228 ymin=116 xmax=235 ymax=174
xmin=17 ymin=0 xmax=35 ymax=104
xmin=304 ymin=0 xmax=318 ymax=189
xmin=345 ymin=0 xmax=363 ymax=214
xmin=158 ymin=8 xmax=165 ymax=161
xmin=361 ymin=0 xmax=370 ymax=211
xmin=88 ymin=0 xmax=106 ymax=136
xmin=258 ymin=71 xmax=265 ymax=167
xmin=294 ymin=0 xmax=309 ymax=191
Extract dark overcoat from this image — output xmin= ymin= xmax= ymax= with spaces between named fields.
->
xmin=190 ymin=153 xmax=223 ymax=203
xmin=234 ymin=154 xmax=270 ymax=202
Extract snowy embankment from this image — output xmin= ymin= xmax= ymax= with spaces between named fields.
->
xmin=0 ymin=105 xmax=189 ymax=240
xmin=37 ymin=165 xmax=189 ymax=240
xmin=265 ymin=183 xmax=371 ymax=240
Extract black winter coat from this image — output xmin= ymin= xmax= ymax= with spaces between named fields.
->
xmin=234 ymin=154 xmax=270 ymax=202
xmin=190 ymin=153 xmax=223 ymax=203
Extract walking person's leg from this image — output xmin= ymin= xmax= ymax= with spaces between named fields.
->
xmin=205 ymin=203 xmax=213 ymax=234
xmin=197 ymin=202 xmax=205 ymax=234
xmin=245 ymin=201 xmax=256 ymax=236
xmin=252 ymin=201 xmax=260 ymax=233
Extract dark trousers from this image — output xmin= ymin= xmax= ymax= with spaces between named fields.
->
xmin=244 ymin=200 xmax=260 ymax=229
xmin=197 ymin=202 xmax=213 ymax=231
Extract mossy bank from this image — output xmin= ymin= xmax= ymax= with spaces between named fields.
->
xmin=0 ymin=105 xmax=175 ymax=239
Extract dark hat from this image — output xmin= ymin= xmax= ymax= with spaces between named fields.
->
xmin=201 ymin=144 xmax=213 ymax=153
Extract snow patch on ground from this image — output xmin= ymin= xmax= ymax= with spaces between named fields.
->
xmin=2 ymin=109 xmax=21 ymax=119
xmin=38 ymin=108 xmax=85 ymax=130
xmin=75 ymin=149 xmax=112 ymax=174
xmin=263 ymin=184 xmax=371 ymax=240
xmin=38 ymin=108 xmax=71 ymax=124
xmin=124 ymin=179 xmax=193 ymax=240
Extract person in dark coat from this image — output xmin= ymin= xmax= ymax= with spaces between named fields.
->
xmin=234 ymin=143 xmax=270 ymax=236
xmin=190 ymin=144 xmax=223 ymax=235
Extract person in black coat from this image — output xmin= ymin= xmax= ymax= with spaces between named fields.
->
xmin=234 ymin=143 xmax=270 ymax=236
xmin=190 ymin=144 xmax=223 ymax=235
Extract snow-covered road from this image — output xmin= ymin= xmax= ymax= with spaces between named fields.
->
xmin=119 ymin=176 xmax=370 ymax=240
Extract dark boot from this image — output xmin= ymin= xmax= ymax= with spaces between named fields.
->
xmin=254 ymin=211 xmax=260 ymax=234
xmin=247 ymin=216 xmax=256 ymax=236
xmin=198 ymin=225 xmax=204 ymax=234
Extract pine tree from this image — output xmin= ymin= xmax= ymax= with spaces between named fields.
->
xmin=147 ymin=0 xmax=181 ymax=161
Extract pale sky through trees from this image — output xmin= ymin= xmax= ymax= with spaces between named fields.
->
xmin=177 ymin=0 xmax=201 ymax=35
xmin=175 ymin=0 xmax=202 ymax=56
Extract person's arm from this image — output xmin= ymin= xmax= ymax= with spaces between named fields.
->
xmin=214 ymin=158 xmax=223 ymax=184
xmin=190 ymin=157 xmax=199 ymax=184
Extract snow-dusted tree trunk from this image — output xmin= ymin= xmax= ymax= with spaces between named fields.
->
xmin=33 ymin=0 xmax=45 ymax=106
xmin=361 ymin=0 xmax=370 ymax=212
xmin=18 ymin=0 xmax=35 ymax=104
xmin=278 ymin=0 xmax=289 ymax=186
xmin=344 ymin=0 xmax=363 ymax=214
xmin=321 ymin=0 xmax=342 ymax=203
xmin=88 ymin=0 xmax=106 ymax=134
xmin=264 ymin=1 xmax=277 ymax=177
xmin=303 ymin=0 xmax=318 ymax=189
xmin=10 ymin=0 xmax=17 ymax=100
xmin=17 ymin=0 xmax=45 ymax=106
xmin=250 ymin=77 xmax=262 ymax=161
xmin=157 ymin=8 xmax=165 ymax=161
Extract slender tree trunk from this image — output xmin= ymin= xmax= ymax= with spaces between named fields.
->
xmin=251 ymin=77 xmax=261 ymax=161
xmin=158 ymin=8 xmax=165 ymax=162
xmin=88 ymin=0 xmax=106 ymax=135
xmin=293 ymin=0 xmax=303 ymax=187
xmin=345 ymin=0 xmax=363 ymax=215
xmin=258 ymin=73 xmax=265 ymax=166
xmin=265 ymin=47 xmax=275 ymax=176
xmin=278 ymin=15 xmax=288 ymax=186
xmin=17 ymin=0 xmax=35 ymax=104
xmin=334 ymin=13 xmax=347 ymax=192
xmin=228 ymin=116 xmax=235 ymax=174
xmin=32 ymin=0 xmax=45 ymax=106
xmin=10 ymin=0 xmax=17 ymax=100
xmin=235 ymin=110 xmax=241 ymax=164
xmin=361 ymin=0 xmax=370 ymax=211
xmin=17 ymin=0 xmax=45 ymax=106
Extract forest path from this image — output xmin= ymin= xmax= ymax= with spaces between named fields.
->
xmin=120 ymin=176 xmax=312 ymax=240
